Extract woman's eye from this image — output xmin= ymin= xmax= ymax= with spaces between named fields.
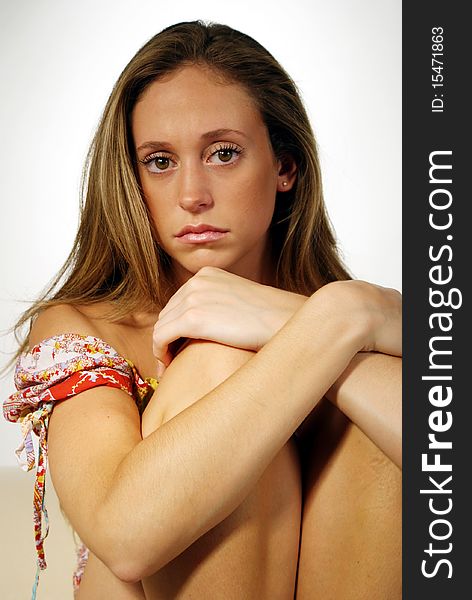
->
xmin=217 ymin=149 xmax=234 ymax=162
xmin=154 ymin=156 xmax=170 ymax=170
xmin=208 ymin=146 xmax=241 ymax=165
xmin=141 ymin=154 xmax=174 ymax=173
xmin=140 ymin=145 xmax=242 ymax=173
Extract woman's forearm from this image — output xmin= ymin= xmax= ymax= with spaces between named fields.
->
xmin=266 ymin=288 xmax=402 ymax=467
xmin=325 ymin=352 xmax=402 ymax=468
xmin=100 ymin=291 xmax=367 ymax=581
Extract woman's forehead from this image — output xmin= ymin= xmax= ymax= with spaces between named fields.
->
xmin=131 ymin=65 xmax=266 ymax=147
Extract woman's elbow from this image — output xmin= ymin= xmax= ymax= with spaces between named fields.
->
xmin=109 ymin=547 xmax=174 ymax=583
xmin=94 ymin=513 xmax=177 ymax=583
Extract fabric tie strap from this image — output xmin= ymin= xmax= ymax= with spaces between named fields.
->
xmin=3 ymin=333 xmax=157 ymax=598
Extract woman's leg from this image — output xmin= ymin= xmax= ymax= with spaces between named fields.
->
xmin=295 ymin=399 xmax=402 ymax=600
xmin=142 ymin=438 xmax=302 ymax=600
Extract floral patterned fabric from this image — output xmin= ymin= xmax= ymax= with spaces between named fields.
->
xmin=3 ymin=333 xmax=158 ymax=598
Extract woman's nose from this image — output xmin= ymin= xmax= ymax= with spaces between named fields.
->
xmin=178 ymin=167 xmax=214 ymax=213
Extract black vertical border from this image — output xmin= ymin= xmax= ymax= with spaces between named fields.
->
xmin=403 ymin=3 xmax=470 ymax=598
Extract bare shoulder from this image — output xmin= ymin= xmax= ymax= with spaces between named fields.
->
xmin=142 ymin=340 xmax=255 ymax=434
xmin=29 ymin=303 xmax=101 ymax=348
xmin=29 ymin=303 xmax=160 ymax=383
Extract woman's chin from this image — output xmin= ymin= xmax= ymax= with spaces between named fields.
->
xmin=168 ymin=247 xmax=266 ymax=283
xmin=170 ymin=256 xmax=234 ymax=280
xmin=175 ymin=261 xmax=264 ymax=286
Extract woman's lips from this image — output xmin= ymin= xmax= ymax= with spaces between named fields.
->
xmin=176 ymin=230 xmax=228 ymax=244
xmin=175 ymin=223 xmax=229 ymax=244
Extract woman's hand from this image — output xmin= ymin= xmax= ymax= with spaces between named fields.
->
xmin=152 ymin=266 xmax=306 ymax=372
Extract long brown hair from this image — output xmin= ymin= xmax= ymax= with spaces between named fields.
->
xmin=13 ymin=20 xmax=350 ymax=355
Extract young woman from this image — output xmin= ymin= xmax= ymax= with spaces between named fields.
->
xmin=4 ymin=21 xmax=402 ymax=599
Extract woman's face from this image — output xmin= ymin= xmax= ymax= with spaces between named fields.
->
xmin=132 ymin=65 xmax=293 ymax=285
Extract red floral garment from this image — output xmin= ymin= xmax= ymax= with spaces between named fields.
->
xmin=3 ymin=333 xmax=157 ymax=598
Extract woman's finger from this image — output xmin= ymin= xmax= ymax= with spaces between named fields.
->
xmin=153 ymin=308 xmax=204 ymax=365
xmin=158 ymin=266 xmax=233 ymax=320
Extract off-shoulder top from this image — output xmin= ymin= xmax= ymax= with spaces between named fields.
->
xmin=3 ymin=333 xmax=158 ymax=599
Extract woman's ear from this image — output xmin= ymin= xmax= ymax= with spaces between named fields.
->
xmin=276 ymin=155 xmax=297 ymax=192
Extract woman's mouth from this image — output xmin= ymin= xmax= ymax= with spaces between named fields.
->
xmin=175 ymin=224 xmax=229 ymax=244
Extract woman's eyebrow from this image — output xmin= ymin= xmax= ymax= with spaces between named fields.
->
xmin=136 ymin=129 xmax=248 ymax=153
xmin=136 ymin=141 xmax=172 ymax=153
xmin=200 ymin=128 xmax=248 ymax=140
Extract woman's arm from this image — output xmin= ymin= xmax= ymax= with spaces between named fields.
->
xmin=325 ymin=352 xmax=402 ymax=468
xmin=152 ymin=267 xmax=402 ymax=369
xmin=40 ymin=281 xmax=392 ymax=584
xmin=152 ymin=267 xmax=402 ymax=464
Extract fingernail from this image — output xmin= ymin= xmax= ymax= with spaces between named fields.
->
xmin=156 ymin=360 xmax=166 ymax=379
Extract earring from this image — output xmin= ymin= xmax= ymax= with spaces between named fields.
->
xmin=282 ymin=181 xmax=288 ymax=187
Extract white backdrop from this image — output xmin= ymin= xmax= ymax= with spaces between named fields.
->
xmin=0 ymin=0 xmax=401 ymax=466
